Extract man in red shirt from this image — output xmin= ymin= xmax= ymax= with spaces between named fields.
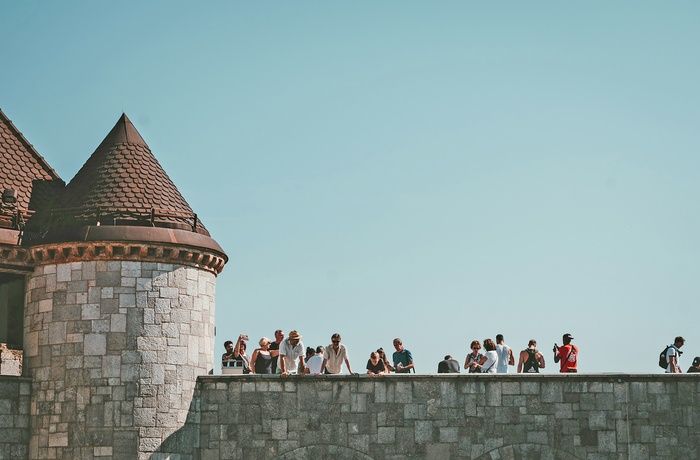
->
xmin=553 ymin=333 xmax=578 ymax=373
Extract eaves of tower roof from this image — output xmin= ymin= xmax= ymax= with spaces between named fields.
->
xmin=0 ymin=108 xmax=65 ymax=213
xmin=55 ymin=113 xmax=209 ymax=235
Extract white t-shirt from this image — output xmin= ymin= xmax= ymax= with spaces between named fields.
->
xmin=278 ymin=339 xmax=305 ymax=374
xmin=482 ymin=350 xmax=499 ymax=373
xmin=496 ymin=344 xmax=510 ymax=373
xmin=306 ymin=354 xmax=324 ymax=374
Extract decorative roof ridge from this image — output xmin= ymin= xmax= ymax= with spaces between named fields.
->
xmin=0 ymin=108 xmax=63 ymax=182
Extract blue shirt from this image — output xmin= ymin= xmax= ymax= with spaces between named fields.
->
xmin=393 ymin=349 xmax=413 ymax=373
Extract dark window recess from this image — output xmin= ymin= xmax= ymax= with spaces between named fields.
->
xmin=0 ymin=274 xmax=25 ymax=348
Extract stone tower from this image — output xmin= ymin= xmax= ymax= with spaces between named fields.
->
xmin=1 ymin=110 xmax=227 ymax=459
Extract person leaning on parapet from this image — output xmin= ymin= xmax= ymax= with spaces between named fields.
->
xmin=392 ymin=338 xmax=415 ymax=373
xmin=377 ymin=348 xmax=394 ymax=373
xmin=222 ymin=340 xmax=236 ymax=367
xmin=437 ymin=355 xmax=460 ymax=373
xmin=665 ymin=336 xmax=685 ymax=373
xmin=687 ymin=356 xmax=700 ymax=374
xmin=278 ymin=330 xmax=305 ymax=377
xmin=304 ymin=346 xmax=325 ymax=375
xmin=322 ymin=333 xmax=356 ymax=375
xmin=495 ymin=334 xmax=515 ymax=373
xmin=366 ymin=351 xmax=387 ymax=376
xmin=553 ymin=333 xmax=578 ymax=373
xmin=517 ymin=339 xmax=545 ymax=373
xmin=269 ymin=329 xmax=285 ymax=374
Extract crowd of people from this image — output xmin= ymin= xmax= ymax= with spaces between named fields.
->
xmin=221 ymin=331 xmax=699 ymax=375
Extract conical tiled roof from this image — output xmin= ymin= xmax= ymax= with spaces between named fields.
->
xmin=56 ymin=114 xmax=208 ymax=234
xmin=0 ymin=108 xmax=64 ymax=215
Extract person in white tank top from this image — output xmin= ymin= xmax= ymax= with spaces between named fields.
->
xmin=495 ymin=334 xmax=514 ymax=373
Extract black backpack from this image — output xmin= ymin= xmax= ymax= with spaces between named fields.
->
xmin=659 ymin=345 xmax=671 ymax=369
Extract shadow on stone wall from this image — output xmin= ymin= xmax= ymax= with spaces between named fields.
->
xmin=151 ymin=383 xmax=202 ymax=460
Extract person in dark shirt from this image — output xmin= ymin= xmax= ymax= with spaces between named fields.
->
xmin=269 ymin=329 xmax=284 ymax=374
xmin=437 ymin=355 xmax=460 ymax=373
xmin=687 ymin=356 xmax=700 ymax=373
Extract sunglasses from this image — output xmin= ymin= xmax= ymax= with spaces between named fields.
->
xmin=332 ymin=340 xmax=340 ymax=343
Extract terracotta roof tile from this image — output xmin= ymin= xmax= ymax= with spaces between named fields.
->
xmin=0 ymin=108 xmax=64 ymax=215
xmin=56 ymin=114 xmax=208 ymax=234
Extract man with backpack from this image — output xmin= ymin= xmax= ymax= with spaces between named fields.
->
xmin=518 ymin=339 xmax=545 ymax=373
xmin=662 ymin=336 xmax=685 ymax=373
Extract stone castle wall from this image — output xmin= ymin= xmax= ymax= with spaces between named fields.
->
xmin=23 ymin=261 xmax=216 ymax=460
xmin=0 ymin=376 xmax=30 ymax=460
xmin=2 ymin=374 xmax=698 ymax=459
xmin=190 ymin=374 xmax=699 ymax=460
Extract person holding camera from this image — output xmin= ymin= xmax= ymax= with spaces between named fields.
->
xmin=553 ymin=333 xmax=578 ymax=373
xmin=233 ymin=334 xmax=251 ymax=374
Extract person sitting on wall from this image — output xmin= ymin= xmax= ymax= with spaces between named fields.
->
xmin=222 ymin=340 xmax=236 ymax=367
xmin=392 ymin=338 xmax=414 ymax=373
xmin=437 ymin=355 xmax=460 ymax=373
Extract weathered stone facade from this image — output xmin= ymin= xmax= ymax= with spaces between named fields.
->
xmin=0 ymin=376 xmax=30 ymax=460
xmin=191 ymin=374 xmax=699 ymax=460
xmin=23 ymin=260 xmax=216 ymax=459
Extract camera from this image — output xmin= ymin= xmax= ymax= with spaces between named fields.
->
xmin=240 ymin=334 xmax=249 ymax=341
xmin=552 ymin=343 xmax=559 ymax=352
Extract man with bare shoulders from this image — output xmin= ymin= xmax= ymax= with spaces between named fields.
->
xmin=518 ymin=339 xmax=545 ymax=373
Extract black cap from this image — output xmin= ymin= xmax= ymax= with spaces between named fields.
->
xmin=563 ymin=333 xmax=574 ymax=341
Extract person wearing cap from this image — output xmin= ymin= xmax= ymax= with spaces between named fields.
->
xmin=322 ymin=333 xmax=355 ymax=375
xmin=687 ymin=356 xmax=700 ymax=373
xmin=278 ymin=330 xmax=305 ymax=377
xmin=553 ymin=333 xmax=578 ymax=373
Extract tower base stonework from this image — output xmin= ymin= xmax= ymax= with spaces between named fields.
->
xmin=24 ymin=260 xmax=216 ymax=459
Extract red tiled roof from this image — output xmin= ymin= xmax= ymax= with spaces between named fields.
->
xmin=0 ymin=108 xmax=64 ymax=213
xmin=56 ymin=114 xmax=208 ymax=234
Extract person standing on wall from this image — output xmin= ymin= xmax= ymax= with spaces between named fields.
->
xmin=666 ymin=336 xmax=685 ymax=373
xmin=392 ymin=338 xmax=415 ymax=373
xmin=518 ymin=339 xmax=545 ymax=373
xmin=322 ymin=333 xmax=356 ymax=375
xmin=553 ymin=333 xmax=578 ymax=373
xmin=495 ymin=334 xmax=515 ymax=373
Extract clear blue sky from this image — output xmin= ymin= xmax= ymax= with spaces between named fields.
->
xmin=3 ymin=2 xmax=699 ymax=373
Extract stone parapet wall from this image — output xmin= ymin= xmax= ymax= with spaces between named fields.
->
xmin=23 ymin=261 xmax=216 ymax=460
xmin=0 ymin=376 xmax=31 ymax=460
xmin=192 ymin=374 xmax=700 ymax=460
